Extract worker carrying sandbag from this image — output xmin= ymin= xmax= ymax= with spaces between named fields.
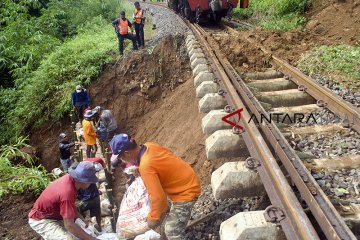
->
xmin=28 ymin=162 xmax=99 ymax=240
xmin=110 ymin=133 xmax=201 ymax=239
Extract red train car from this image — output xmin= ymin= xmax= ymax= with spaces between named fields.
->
xmin=167 ymin=0 xmax=248 ymax=22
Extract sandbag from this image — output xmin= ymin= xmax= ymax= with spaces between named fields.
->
xmin=116 ymin=177 xmax=151 ymax=239
xmin=134 ymin=230 xmax=161 ymax=240
xmin=97 ymin=233 xmax=119 ymax=240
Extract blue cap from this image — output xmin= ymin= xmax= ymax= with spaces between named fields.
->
xmin=69 ymin=161 xmax=98 ymax=184
xmin=84 ymin=109 xmax=95 ymax=118
xmin=110 ymin=133 xmax=135 ymax=156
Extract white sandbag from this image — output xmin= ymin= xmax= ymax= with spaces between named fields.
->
xmin=74 ymin=218 xmax=97 ymax=238
xmin=116 ymin=177 xmax=151 ymax=239
xmin=134 ymin=230 xmax=161 ymax=240
xmin=97 ymin=233 xmax=119 ymax=240
xmin=101 ymin=198 xmax=112 ymax=216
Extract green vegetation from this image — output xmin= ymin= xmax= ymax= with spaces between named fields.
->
xmin=234 ymin=0 xmax=309 ymax=31
xmin=0 ymin=0 xmax=133 ymax=144
xmin=0 ymin=137 xmax=53 ymax=198
xmin=297 ymin=45 xmax=360 ymax=89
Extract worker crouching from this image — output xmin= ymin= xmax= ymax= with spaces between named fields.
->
xmin=28 ymin=162 xmax=99 ymax=240
xmin=110 ymin=133 xmax=201 ymax=239
xmin=112 ymin=11 xmax=138 ymax=56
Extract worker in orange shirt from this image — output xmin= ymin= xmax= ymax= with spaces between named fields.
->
xmin=82 ymin=110 xmax=97 ymax=158
xmin=110 ymin=133 xmax=201 ymax=239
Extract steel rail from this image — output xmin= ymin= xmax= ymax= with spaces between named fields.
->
xmin=217 ymin=26 xmax=357 ymax=240
xmin=143 ymin=3 xmax=356 ymax=239
xmin=190 ymin=23 xmax=320 ymax=240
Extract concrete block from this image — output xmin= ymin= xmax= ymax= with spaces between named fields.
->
xmin=193 ymin=64 xmax=210 ymax=78
xmin=191 ymin=57 xmax=207 ymax=69
xmin=186 ymin=40 xmax=200 ymax=49
xmin=211 ymin=161 xmax=265 ymax=199
xmin=187 ymin=41 xmax=201 ymax=52
xmin=196 ymin=81 xmax=219 ymax=98
xmin=199 ymin=93 xmax=227 ymax=113
xmin=205 ymin=129 xmax=248 ymax=159
xmin=220 ymin=211 xmax=286 ymax=240
xmin=248 ymin=78 xmax=297 ymax=91
xmin=186 ymin=35 xmax=195 ymax=44
xmin=257 ymin=89 xmax=315 ymax=108
xmin=194 ymin=72 xmax=215 ymax=87
xmin=190 ymin=52 xmax=205 ymax=63
xmin=202 ymin=110 xmax=236 ymax=135
xmin=189 ymin=47 xmax=203 ymax=57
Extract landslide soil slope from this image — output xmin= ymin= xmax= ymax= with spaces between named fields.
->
xmin=4 ymin=35 xmax=234 ymax=239
xmin=223 ymin=0 xmax=360 ymax=71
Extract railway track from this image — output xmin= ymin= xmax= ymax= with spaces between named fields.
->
xmin=144 ymin=2 xmax=360 ymax=239
xmin=188 ymin=23 xmax=360 ymax=239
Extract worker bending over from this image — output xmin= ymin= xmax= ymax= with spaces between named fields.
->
xmin=28 ymin=162 xmax=99 ymax=240
xmin=133 ymin=2 xmax=145 ymax=48
xmin=110 ymin=133 xmax=201 ymax=240
xmin=112 ymin=11 xmax=138 ymax=56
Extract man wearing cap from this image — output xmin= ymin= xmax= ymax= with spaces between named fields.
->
xmin=28 ymin=162 xmax=99 ymax=240
xmin=112 ymin=11 xmax=138 ymax=56
xmin=59 ymin=133 xmax=78 ymax=172
xmin=72 ymin=85 xmax=91 ymax=122
xmin=83 ymin=110 xmax=98 ymax=158
xmin=133 ymin=2 xmax=145 ymax=48
xmin=71 ymin=159 xmax=104 ymax=233
xmin=110 ymin=134 xmax=201 ymax=240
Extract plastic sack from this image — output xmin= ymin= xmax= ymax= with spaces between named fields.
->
xmin=74 ymin=218 xmax=97 ymax=238
xmin=116 ymin=177 xmax=151 ymax=239
xmin=97 ymin=233 xmax=119 ymax=240
xmin=134 ymin=230 xmax=161 ymax=240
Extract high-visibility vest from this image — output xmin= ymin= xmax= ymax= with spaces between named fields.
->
xmin=118 ymin=19 xmax=128 ymax=35
xmin=134 ymin=9 xmax=144 ymax=24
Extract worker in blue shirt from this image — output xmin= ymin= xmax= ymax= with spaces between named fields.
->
xmin=72 ymin=85 xmax=90 ymax=122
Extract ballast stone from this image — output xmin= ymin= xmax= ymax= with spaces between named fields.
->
xmin=193 ymin=64 xmax=210 ymax=78
xmin=194 ymin=72 xmax=215 ymax=87
xmin=199 ymin=93 xmax=227 ymax=113
xmin=196 ymin=81 xmax=218 ymax=98
xmin=191 ymin=57 xmax=207 ymax=69
xmin=211 ymin=161 xmax=265 ymax=200
xmin=202 ymin=110 xmax=235 ymax=135
xmin=205 ymin=129 xmax=248 ymax=160
xmin=220 ymin=211 xmax=286 ymax=240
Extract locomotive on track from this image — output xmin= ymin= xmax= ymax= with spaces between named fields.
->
xmin=166 ymin=0 xmax=249 ymax=23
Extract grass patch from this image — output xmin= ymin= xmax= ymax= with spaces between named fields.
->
xmin=233 ymin=0 xmax=309 ymax=31
xmin=1 ymin=17 xmax=121 ymax=143
xmin=0 ymin=137 xmax=53 ymax=198
xmin=297 ymin=44 xmax=360 ymax=90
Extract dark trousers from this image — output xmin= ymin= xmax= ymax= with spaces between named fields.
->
xmin=134 ymin=23 xmax=145 ymax=47
xmin=118 ymin=34 xmax=138 ymax=55
xmin=86 ymin=144 xmax=97 ymax=158
xmin=75 ymin=105 xmax=87 ymax=122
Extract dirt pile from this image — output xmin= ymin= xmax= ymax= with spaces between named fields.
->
xmin=243 ymin=0 xmax=360 ymax=64
xmin=213 ymin=34 xmax=269 ymax=72
xmin=0 ymin=194 xmax=40 ymax=239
